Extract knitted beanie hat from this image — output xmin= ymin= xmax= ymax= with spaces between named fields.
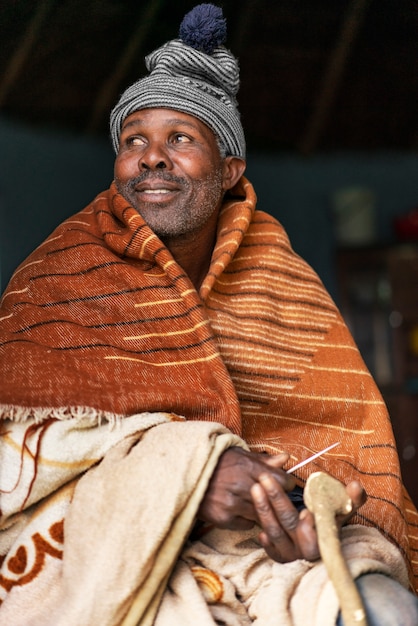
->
xmin=109 ymin=4 xmax=246 ymax=158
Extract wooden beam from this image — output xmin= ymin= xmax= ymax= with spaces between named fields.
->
xmin=299 ymin=0 xmax=372 ymax=155
xmin=86 ymin=0 xmax=164 ymax=134
xmin=0 ymin=0 xmax=54 ymax=107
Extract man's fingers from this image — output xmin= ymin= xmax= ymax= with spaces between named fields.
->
xmin=259 ymin=473 xmax=299 ymax=532
xmin=251 ymin=475 xmax=322 ymax=563
xmin=263 ymin=452 xmax=289 ymax=468
xmin=251 ymin=479 xmax=308 ymax=563
xmin=250 ymin=482 xmax=285 ymax=541
xmin=297 ymin=509 xmax=320 ymax=560
xmin=345 ymin=480 xmax=367 ymax=510
xmin=251 ymin=482 xmax=289 ymax=559
xmin=260 ymin=453 xmax=296 ymax=492
xmin=251 ymin=475 xmax=300 ymax=537
xmin=331 ymin=480 xmax=367 ymax=528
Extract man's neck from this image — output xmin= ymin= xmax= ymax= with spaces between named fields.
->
xmin=162 ymin=227 xmax=217 ymax=292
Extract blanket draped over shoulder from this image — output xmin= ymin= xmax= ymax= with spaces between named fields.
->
xmin=0 ymin=177 xmax=417 ymax=619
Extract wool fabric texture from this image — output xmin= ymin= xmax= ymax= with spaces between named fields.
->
xmin=0 ymin=416 xmax=408 ymax=624
xmin=1 ymin=176 xmax=418 ymax=594
xmin=109 ymin=4 xmax=246 ymax=158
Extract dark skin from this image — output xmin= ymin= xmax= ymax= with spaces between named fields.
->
xmin=114 ymin=108 xmax=246 ymax=290
xmin=198 ymin=446 xmax=367 ymax=563
xmin=115 ymin=107 xmax=368 ymax=565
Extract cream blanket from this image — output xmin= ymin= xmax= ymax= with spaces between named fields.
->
xmin=0 ymin=415 xmax=408 ymax=625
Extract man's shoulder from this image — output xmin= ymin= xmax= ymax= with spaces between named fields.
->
xmin=248 ymin=209 xmax=291 ymax=245
xmin=252 ymin=209 xmax=282 ymax=227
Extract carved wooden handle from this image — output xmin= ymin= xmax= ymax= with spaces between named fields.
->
xmin=304 ymin=471 xmax=368 ymax=626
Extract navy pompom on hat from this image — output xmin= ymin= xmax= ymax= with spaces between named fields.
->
xmin=110 ymin=4 xmax=246 ymax=158
xmin=179 ymin=3 xmax=226 ymax=53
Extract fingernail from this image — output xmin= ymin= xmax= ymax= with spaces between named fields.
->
xmin=251 ymin=483 xmax=264 ymax=501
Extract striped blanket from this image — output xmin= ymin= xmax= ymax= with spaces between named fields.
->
xmin=1 ymin=175 xmax=417 ymax=602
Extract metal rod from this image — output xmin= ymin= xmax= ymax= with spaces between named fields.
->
xmin=287 ymin=442 xmax=340 ymax=474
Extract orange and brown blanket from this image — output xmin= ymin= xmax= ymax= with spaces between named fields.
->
xmin=0 ymin=176 xmax=417 ymax=616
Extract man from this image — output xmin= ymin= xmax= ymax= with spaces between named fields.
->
xmin=0 ymin=4 xmax=417 ymax=625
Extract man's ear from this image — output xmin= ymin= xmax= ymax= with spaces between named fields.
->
xmin=222 ymin=157 xmax=246 ymax=191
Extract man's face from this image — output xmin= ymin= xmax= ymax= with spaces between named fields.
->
xmin=114 ymin=108 xmax=227 ymax=241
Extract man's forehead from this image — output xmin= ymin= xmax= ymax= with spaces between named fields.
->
xmin=121 ymin=108 xmax=209 ymax=132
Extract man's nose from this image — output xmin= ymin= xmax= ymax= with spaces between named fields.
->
xmin=139 ymin=142 xmax=172 ymax=170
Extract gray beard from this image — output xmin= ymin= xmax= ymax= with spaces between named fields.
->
xmin=115 ymin=169 xmax=224 ymax=240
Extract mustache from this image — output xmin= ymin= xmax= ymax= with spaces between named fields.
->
xmin=127 ymin=171 xmax=188 ymax=190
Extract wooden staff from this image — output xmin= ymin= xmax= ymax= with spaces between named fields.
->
xmin=305 ymin=471 xmax=368 ymax=626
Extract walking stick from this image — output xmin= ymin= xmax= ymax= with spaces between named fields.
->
xmin=304 ymin=471 xmax=368 ymax=626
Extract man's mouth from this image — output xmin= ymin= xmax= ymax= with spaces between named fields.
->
xmin=137 ymin=188 xmax=173 ymax=194
xmin=132 ymin=175 xmax=186 ymax=198
xmin=120 ymin=172 xmax=189 ymax=205
xmin=134 ymin=186 xmax=179 ymax=202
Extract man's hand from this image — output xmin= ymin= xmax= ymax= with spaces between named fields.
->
xmin=198 ymin=446 xmax=367 ymax=565
xmin=250 ymin=473 xmax=367 ymax=563
xmin=197 ymin=447 xmax=294 ymax=530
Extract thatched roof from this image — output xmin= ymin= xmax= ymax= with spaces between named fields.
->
xmin=1 ymin=0 xmax=417 ymax=153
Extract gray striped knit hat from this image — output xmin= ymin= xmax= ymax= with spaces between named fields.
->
xmin=109 ymin=4 xmax=246 ymax=158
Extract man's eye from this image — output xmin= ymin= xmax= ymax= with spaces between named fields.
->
xmin=126 ymin=136 xmax=145 ymax=146
xmin=173 ymin=133 xmax=191 ymax=143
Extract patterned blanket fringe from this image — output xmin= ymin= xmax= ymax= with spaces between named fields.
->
xmin=0 ymin=403 xmax=125 ymax=426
